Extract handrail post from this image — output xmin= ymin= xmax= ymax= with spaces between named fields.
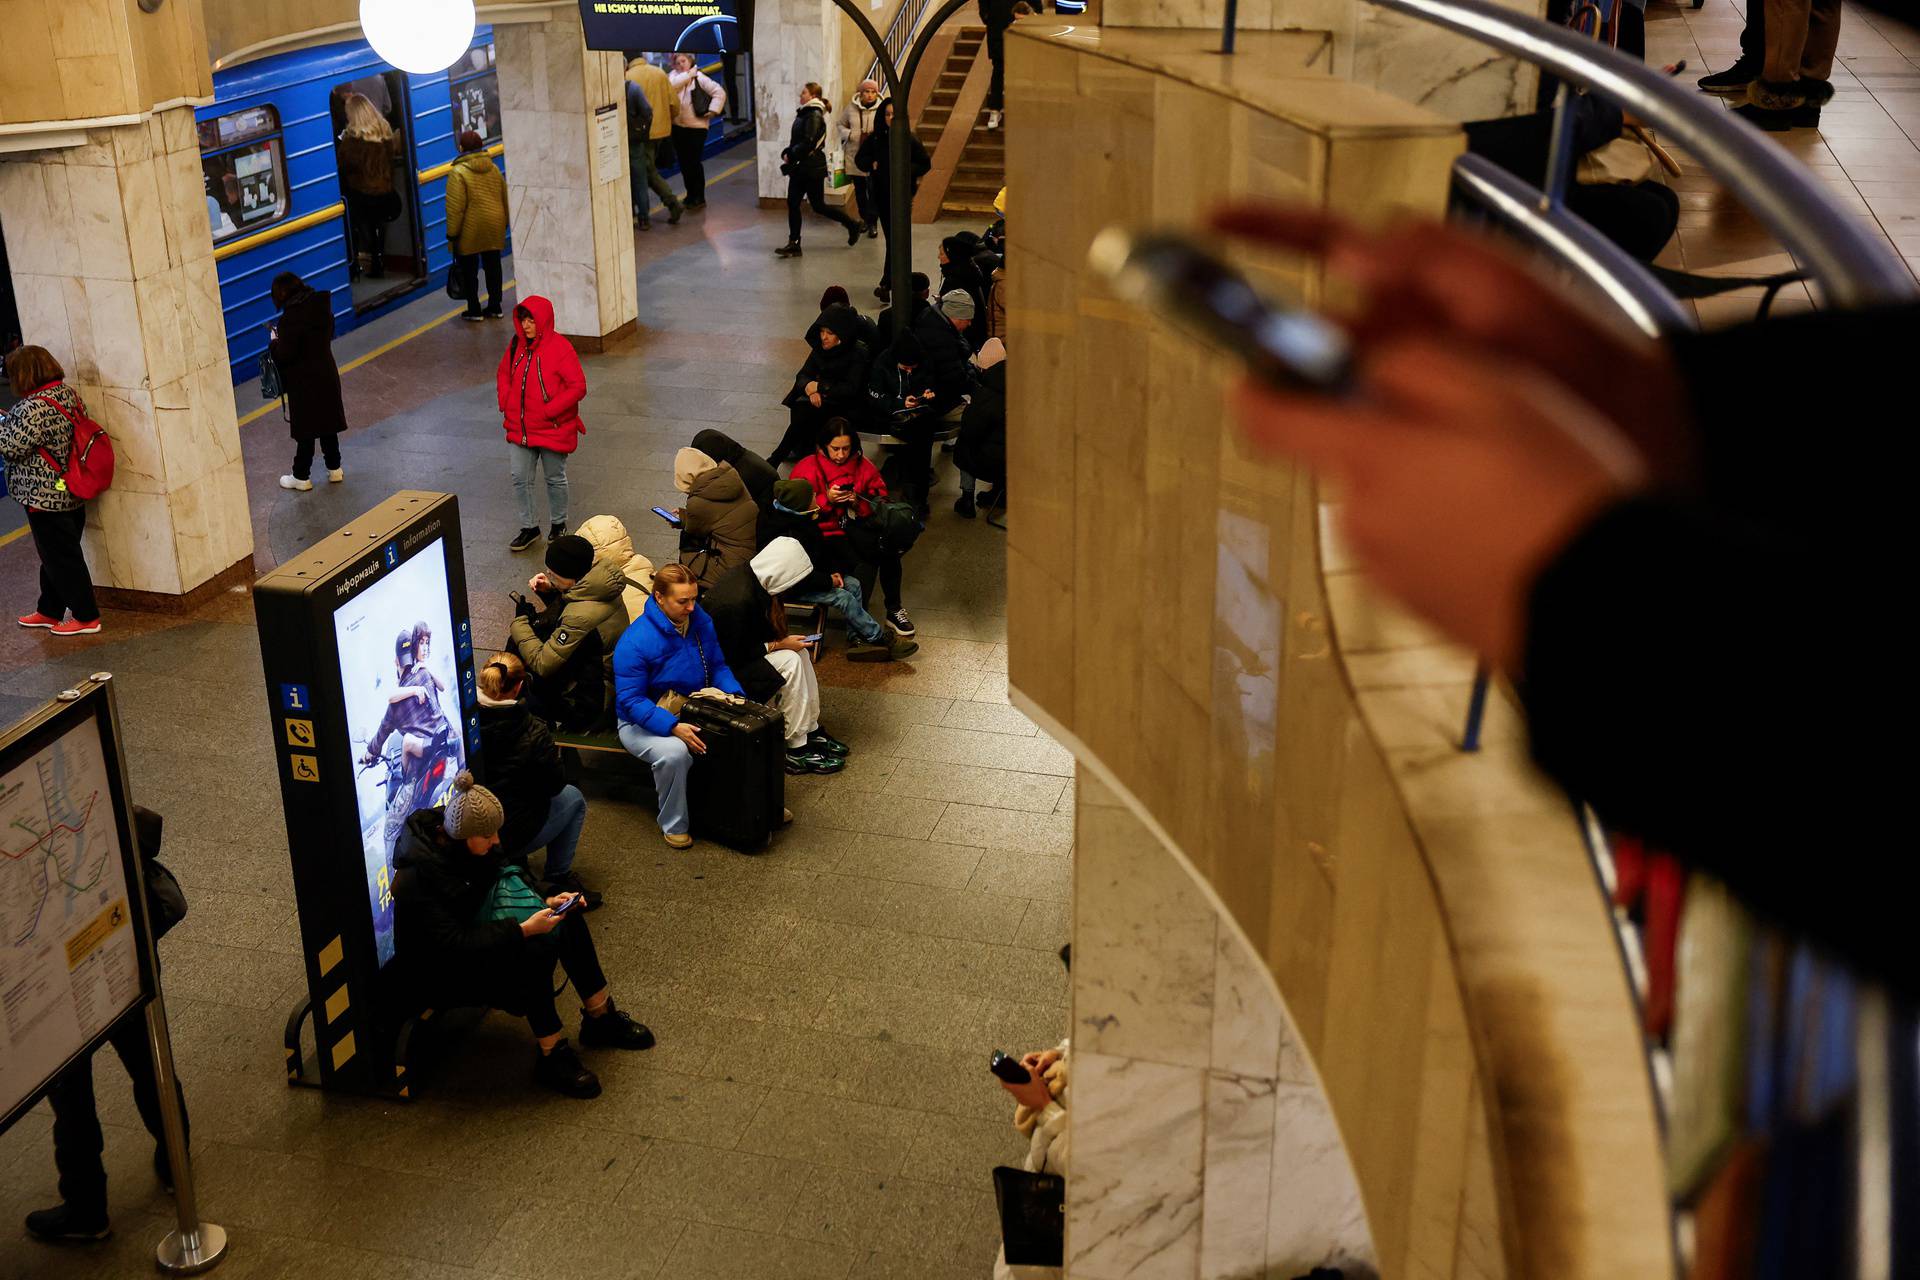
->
xmin=1541 ymin=82 xmax=1577 ymax=213
xmin=1221 ymin=0 xmax=1239 ymax=54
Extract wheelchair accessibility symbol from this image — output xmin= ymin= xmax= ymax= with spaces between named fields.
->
xmin=291 ymin=754 xmax=321 ymax=783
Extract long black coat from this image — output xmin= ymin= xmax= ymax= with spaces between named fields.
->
xmin=269 ymin=287 xmax=348 ymax=442
xmin=701 ymin=564 xmax=784 ymax=705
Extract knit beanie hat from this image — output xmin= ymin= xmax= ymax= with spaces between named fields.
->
xmin=545 ymin=533 xmax=593 ymax=580
xmin=443 ymin=771 xmax=505 ymax=841
xmin=938 ymin=289 xmax=976 ymax=321
xmin=892 ymin=332 xmax=923 ymax=365
xmin=773 ymin=479 xmax=819 ymax=514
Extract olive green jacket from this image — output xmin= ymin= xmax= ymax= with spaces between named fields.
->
xmin=445 ymin=152 xmax=508 ymax=257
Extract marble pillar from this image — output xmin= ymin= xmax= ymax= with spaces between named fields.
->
xmin=495 ymin=5 xmax=638 ymax=349
xmin=1072 ymin=774 xmax=1377 ymax=1280
xmin=0 ymin=108 xmax=252 ymax=602
xmin=753 ymin=0 xmax=846 ymax=201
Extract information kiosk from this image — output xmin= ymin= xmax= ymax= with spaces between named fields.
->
xmin=254 ymin=492 xmax=479 ymax=1096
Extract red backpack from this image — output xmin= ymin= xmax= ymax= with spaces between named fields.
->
xmin=33 ymin=386 xmax=115 ymax=501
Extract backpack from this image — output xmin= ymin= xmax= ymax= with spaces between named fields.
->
xmin=846 ymin=497 xmax=925 ymax=561
xmin=33 ymin=388 xmax=115 ymax=501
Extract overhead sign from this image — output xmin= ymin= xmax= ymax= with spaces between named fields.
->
xmin=577 ymin=0 xmax=749 ymax=53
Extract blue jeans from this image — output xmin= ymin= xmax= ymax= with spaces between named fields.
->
xmin=789 ymin=575 xmax=885 ymax=644
xmin=509 ymin=444 xmax=569 ymax=529
xmin=511 ymin=784 xmax=586 ymax=878
xmin=617 ymin=721 xmax=692 ymax=835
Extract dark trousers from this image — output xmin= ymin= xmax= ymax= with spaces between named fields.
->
xmin=292 ymin=434 xmax=342 ymax=481
xmin=672 ymin=126 xmax=709 ymax=203
xmin=772 ymin=402 xmax=827 ymax=465
xmin=876 ymin=190 xmax=898 ymax=287
xmin=27 ymin=506 xmax=98 ymax=623
xmin=456 ymin=249 xmax=503 ymax=317
xmin=630 ymin=141 xmax=680 ymax=221
xmin=1741 ymin=0 xmax=1767 ymax=63
xmin=986 ymin=27 xmax=1007 ymax=110
xmin=850 ymin=174 xmax=877 ymax=226
xmin=50 ymin=1013 xmax=186 ymax=1216
xmin=516 ymin=917 xmax=609 ymax=1038
xmin=346 ymin=190 xmax=390 ymax=277
xmin=788 ymin=171 xmax=860 ymax=241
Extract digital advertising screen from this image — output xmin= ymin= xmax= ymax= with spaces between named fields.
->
xmin=577 ymin=0 xmax=748 ymax=53
xmin=332 ymin=538 xmax=468 ymax=970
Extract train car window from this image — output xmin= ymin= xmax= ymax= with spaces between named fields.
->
xmin=448 ymin=44 xmax=501 ymax=144
xmin=200 ymin=107 xmax=290 ymax=244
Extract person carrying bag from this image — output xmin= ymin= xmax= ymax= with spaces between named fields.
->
xmin=0 ymin=346 xmax=108 ymax=636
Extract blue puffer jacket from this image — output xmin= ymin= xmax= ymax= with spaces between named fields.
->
xmin=611 ymin=595 xmax=743 ymax=737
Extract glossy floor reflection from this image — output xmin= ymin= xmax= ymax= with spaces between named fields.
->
xmin=0 ymin=170 xmax=1065 ymax=1280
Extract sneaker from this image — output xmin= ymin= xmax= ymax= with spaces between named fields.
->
xmin=541 ymin=872 xmax=602 ymax=912
xmin=17 ymin=612 xmax=61 ymax=629
xmin=807 ymin=728 xmax=850 ymax=758
xmin=279 ymin=474 xmax=313 ymax=491
xmin=846 ymin=221 xmax=862 ymax=247
xmin=549 ymin=521 xmax=567 ymax=541
xmin=887 ymin=608 xmax=915 ymax=638
xmin=51 ymin=618 xmax=102 ymax=637
xmin=685 ymin=198 xmax=707 ymax=210
xmin=579 ymin=1000 xmax=655 ymax=1050
xmin=483 ymin=308 xmax=504 ymax=319
xmin=638 ymin=217 xmax=652 ymax=230
xmin=781 ymin=807 xmax=795 ymax=826
xmin=532 ymin=1040 xmax=601 ymax=1099
xmin=775 ymin=241 xmax=804 ymax=258
xmin=664 ymin=830 xmax=693 ymax=849
xmin=509 ymin=527 xmax=540 ymax=552
xmin=987 ymin=109 xmax=1002 ymax=129
xmin=866 ymin=224 xmax=879 ymax=240
xmin=327 ymin=467 xmax=345 ymax=483
xmin=463 ymin=312 xmax=486 ymax=323
xmin=668 ymin=204 xmax=684 ymax=225
xmin=785 ymin=747 xmax=847 ymax=775
xmin=1697 ymin=58 xmax=1759 ymax=96
xmin=954 ymin=491 xmax=976 ymax=519
xmin=24 ymin=1203 xmax=111 ymax=1243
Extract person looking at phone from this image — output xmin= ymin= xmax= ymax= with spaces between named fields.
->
xmin=703 ymin=537 xmax=849 ymax=774
xmin=791 ymin=421 xmax=916 ymax=638
xmin=506 ymin=533 xmax=629 ymax=732
xmin=391 ymin=772 xmax=654 ymax=1099
xmin=611 ymin=563 xmax=745 ymax=848
xmin=692 ymin=428 xmax=778 ymax=513
xmin=673 ymin=446 xmax=761 ymax=590
xmin=475 ymin=651 xmax=599 ymax=909
xmin=758 ymin=478 xmax=917 ymax=662
xmin=771 ymin=305 xmax=873 ymax=466
xmin=993 ymin=1041 xmax=1070 ymax=1279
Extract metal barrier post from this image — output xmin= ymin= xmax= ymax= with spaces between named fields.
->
xmin=1221 ymin=0 xmax=1239 ymax=54
xmin=148 ymin=991 xmax=226 ymax=1274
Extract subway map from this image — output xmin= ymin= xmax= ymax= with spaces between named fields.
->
xmin=0 ymin=720 xmax=140 ymax=1120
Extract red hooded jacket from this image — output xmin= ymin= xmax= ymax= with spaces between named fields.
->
xmin=495 ymin=295 xmax=586 ymax=452
xmin=789 ymin=448 xmax=888 ymax=544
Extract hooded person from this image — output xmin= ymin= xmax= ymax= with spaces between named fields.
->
xmin=575 ymin=513 xmax=658 ymax=623
xmin=691 ymin=429 xmax=778 ymax=513
xmin=762 ymin=477 xmax=919 ymax=663
xmin=672 ymin=446 xmax=760 ymax=589
xmin=771 ymin=304 xmax=874 ymax=466
xmin=938 ymin=234 xmax=988 ymax=336
xmin=856 ymin=99 xmax=931 ymax=298
xmin=474 ymin=651 xmax=598 ymax=911
xmin=496 ymin=295 xmax=587 ymax=551
xmin=507 ymin=533 xmax=631 ymax=731
xmin=805 ymin=287 xmax=881 ymax=353
xmin=390 ymin=771 xmax=654 ymax=1100
xmin=702 ymin=537 xmax=850 ymax=773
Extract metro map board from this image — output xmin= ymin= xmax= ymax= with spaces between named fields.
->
xmin=578 ymin=0 xmax=748 ymax=52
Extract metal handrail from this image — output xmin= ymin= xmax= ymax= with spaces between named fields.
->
xmin=1363 ymin=0 xmax=1916 ymax=309
xmin=870 ymin=0 xmax=940 ymax=85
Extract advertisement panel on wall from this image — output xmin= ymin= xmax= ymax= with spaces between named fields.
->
xmin=577 ymin=0 xmax=750 ymax=53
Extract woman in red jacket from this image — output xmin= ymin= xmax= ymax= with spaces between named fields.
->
xmin=496 ymin=295 xmax=586 ymax=552
xmin=788 ymin=419 xmax=914 ymax=637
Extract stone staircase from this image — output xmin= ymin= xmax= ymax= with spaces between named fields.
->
xmin=915 ymin=26 xmax=1005 ymax=221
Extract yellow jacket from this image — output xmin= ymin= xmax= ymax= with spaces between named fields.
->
xmin=445 ymin=151 xmax=508 ymax=257
xmin=627 ymin=62 xmax=675 ymax=142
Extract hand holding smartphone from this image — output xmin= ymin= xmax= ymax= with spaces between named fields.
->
xmin=989 ymin=1050 xmax=1032 ymax=1084
xmin=652 ymin=505 xmax=683 ymax=527
xmin=549 ymin=893 xmax=582 ymax=918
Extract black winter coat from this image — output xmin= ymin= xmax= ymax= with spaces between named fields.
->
xmin=268 ymin=286 xmax=348 ymax=442
xmin=956 ymin=362 xmax=1006 ymax=488
xmin=702 ymin=564 xmax=784 ymax=704
xmin=692 ymin=429 xmax=778 ymax=513
xmin=909 ymin=306 xmax=977 ymax=402
xmin=756 ymin=499 xmax=848 ymax=590
xmin=857 ymin=125 xmax=931 ymax=211
xmin=475 ymin=700 xmax=567 ymax=857
xmin=390 ymin=808 xmax=530 ymax=1000
xmin=785 ymin=102 xmax=832 ymax=180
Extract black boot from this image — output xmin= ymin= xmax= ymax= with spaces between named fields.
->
xmin=954 ymin=491 xmax=976 ymax=519
xmin=775 ymin=240 xmax=803 ymax=258
xmin=533 ymin=1039 xmax=601 ymax=1098
xmin=24 ymin=1204 xmax=111 ymax=1243
xmin=1696 ymin=57 xmax=1759 ymax=96
xmin=578 ymin=1000 xmax=655 ymax=1050
xmin=509 ymin=527 xmax=540 ymax=552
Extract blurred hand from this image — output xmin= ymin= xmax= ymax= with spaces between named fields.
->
xmin=529 ymin=573 xmax=550 ymax=595
xmin=1024 ymin=1049 xmax=1063 ymax=1074
xmin=1000 ymin=1074 xmax=1054 ymax=1110
xmin=770 ymin=635 xmax=810 ymax=653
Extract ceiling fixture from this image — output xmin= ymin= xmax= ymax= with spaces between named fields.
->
xmin=360 ymin=0 xmax=477 ymax=75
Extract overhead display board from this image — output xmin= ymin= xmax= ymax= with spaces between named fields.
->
xmin=578 ymin=0 xmax=750 ymax=53
xmin=1 ymin=678 xmax=155 ymax=1134
xmin=255 ymin=492 xmax=478 ymax=1094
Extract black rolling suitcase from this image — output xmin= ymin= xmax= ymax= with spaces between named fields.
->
xmin=678 ymin=693 xmax=785 ymax=852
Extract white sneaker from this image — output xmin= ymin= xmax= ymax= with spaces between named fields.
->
xmin=987 ymin=110 xmax=1002 ymax=130
xmin=279 ymin=475 xmax=313 ymax=491
xmin=327 ymin=468 xmax=345 ymax=483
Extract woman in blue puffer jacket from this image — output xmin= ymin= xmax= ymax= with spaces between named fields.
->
xmin=610 ymin=562 xmax=742 ymax=847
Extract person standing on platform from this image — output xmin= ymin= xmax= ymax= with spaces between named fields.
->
xmin=269 ymin=272 xmax=349 ymax=493
xmin=625 ymin=58 xmax=683 ymax=228
xmin=980 ymin=0 xmax=1019 ymax=130
xmin=2 ymin=346 xmax=102 ymax=636
xmin=336 ymin=92 xmax=403 ymax=278
xmin=839 ymin=80 xmax=886 ymax=238
xmin=497 ymin=295 xmax=586 ymax=552
xmin=445 ymin=130 xmax=508 ymax=322
xmin=857 ymin=100 xmax=931 ymax=302
xmin=776 ymin=83 xmax=864 ymax=259
xmin=668 ymin=53 xmax=726 ymax=209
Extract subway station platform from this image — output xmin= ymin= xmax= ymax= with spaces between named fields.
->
xmin=0 ymin=167 xmax=1062 ymax=1280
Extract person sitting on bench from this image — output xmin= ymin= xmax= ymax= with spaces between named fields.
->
xmin=704 ymin=536 xmax=849 ymax=774
xmin=391 ymin=773 xmax=654 ymax=1100
xmin=758 ymin=478 xmax=915 ymax=662
xmin=507 ymin=533 xmax=629 ymax=731
xmin=476 ymin=651 xmax=598 ymax=909
xmin=611 ymin=562 xmax=745 ymax=848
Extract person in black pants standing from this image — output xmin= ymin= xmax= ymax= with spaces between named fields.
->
xmin=268 ymin=272 xmax=349 ymax=493
xmin=980 ymin=0 xmax=1018 ymax=130
xmin=775 ymin=83 xmax=864 ymax=259
xmin=1 ymin=345 xmax=102 ymax=637
xmin=26 ymin=808 xmax=188 ymax=1244
xmin=668 ymin=53 xmax=726 ymax=208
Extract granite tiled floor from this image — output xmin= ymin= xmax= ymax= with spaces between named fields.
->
xmin=0 ymin=165 xmax=1064 ymax=1279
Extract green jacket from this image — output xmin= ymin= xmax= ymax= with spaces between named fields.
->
xmin=445 ymin=151 xmax=508 ymax=257
xmin=508 ymin=558 xmax=630 ymax=685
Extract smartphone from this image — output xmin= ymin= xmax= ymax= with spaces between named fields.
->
xmin=549 ymin=893 xmax=582 ymax=918
xmin=1086 ymin=227 xmax=1352 ymax=392
xmin=652 ymin=505 xmax=683 ymax=527
xmin=989 ymin=1050 xmax=1032 ymax=1084
xmin=801 ymin=633 xmax=824 ymax=644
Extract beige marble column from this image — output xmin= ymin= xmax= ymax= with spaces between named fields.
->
xmin=0 ymin=108 xmax=252 ymax=603
xmin=752 ymin=0 xmax=850 ymax=201
xmin=495 ymin=5 xmax=639 ymax=350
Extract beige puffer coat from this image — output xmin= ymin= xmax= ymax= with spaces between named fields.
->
xmin=576 ymin=514 xmax=657 ymax=623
